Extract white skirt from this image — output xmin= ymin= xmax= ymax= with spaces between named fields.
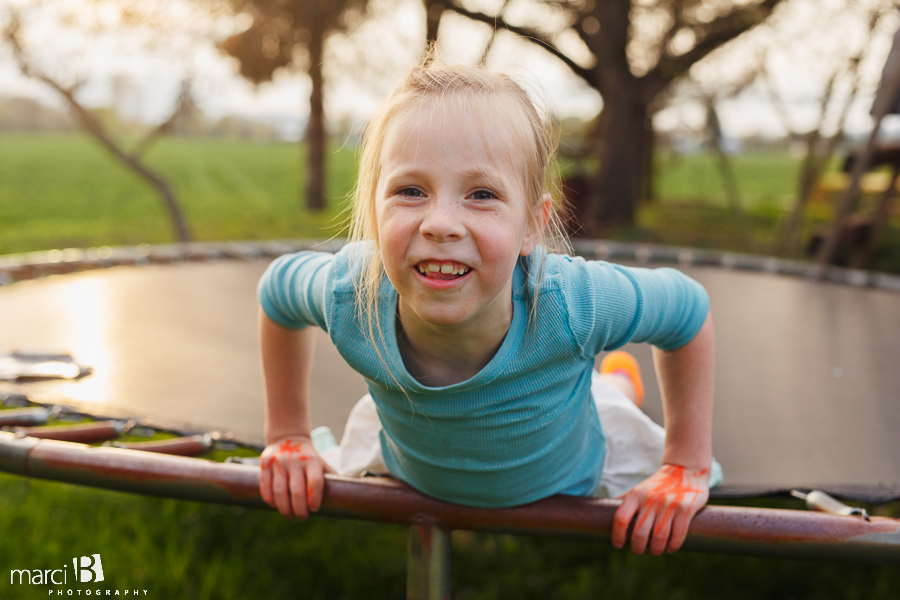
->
xmin=316 ymin=370 xmax=722 ymax=499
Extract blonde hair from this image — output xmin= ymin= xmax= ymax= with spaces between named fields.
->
xmin=347 ymin=60 xmax=570 ymax=370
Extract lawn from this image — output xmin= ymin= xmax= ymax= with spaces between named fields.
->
xmin=653 ymin=150 xmax=802 ymax=210
xmin=1 ymin=472 xmax=898 ymax=600
xmin=7 ymin=133 xmax=898 ymax=272
xmin=0 ymin=133 xmax=357 ymax=254
xmin=0 ymin=134 xmax=805 ymax=255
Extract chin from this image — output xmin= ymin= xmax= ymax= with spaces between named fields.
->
xmin=417 ymin=311 xmax=471 ymax=328
xmin=410 ymin=302 xmax=475 ymax=328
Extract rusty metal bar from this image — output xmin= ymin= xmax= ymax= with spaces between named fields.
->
xmin=0 ymin=432 xmax=264 ymax=507
xmin=15 ymin=420 xmax=125 ymax=443
xmin=1 ymin=432 xmax=898 ymax=564
xmin=407 ymin=518 xmax=451 ymax=600
xmin=107 ymin=434 xmax=213 ymax=457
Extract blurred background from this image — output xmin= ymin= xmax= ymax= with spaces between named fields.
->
xmin=1 ymin=0 xmax=899 ymax=272
xmin=2 ymin=1 xmax=900 ymax=598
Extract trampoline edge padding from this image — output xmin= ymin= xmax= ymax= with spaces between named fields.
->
xmin=1 ymin=238 xmax=899 ymax=293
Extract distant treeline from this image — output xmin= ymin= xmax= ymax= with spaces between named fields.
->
xmin=0 ymin=95 xmax=812 ymax=153
xmin=0 ymin=95 xmax=284 ymax=140
xmin=0 ymin=96 xmax=77 ymax=132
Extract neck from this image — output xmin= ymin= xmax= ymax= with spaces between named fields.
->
xmin=396 ymin=291 xmax=513 ymax=387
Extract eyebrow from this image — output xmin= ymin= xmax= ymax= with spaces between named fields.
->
xmin=382 ymin=168 xmax=430 ymax=182
xmin=383 ymin=167 xmax=507 ymax=189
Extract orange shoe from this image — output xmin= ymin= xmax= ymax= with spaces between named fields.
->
xmin=600 ymin=350 xmax=644 ymax=408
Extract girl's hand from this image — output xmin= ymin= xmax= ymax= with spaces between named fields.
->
xmin=259 ymin=435 xmax=335 ymax=519
xmin=611 ymin=464 xmax=709 ymax=555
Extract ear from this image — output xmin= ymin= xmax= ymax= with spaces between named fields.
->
xmin=520 ymin=193 xmax=552 ymax=256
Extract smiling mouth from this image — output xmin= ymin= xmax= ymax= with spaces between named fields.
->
xmin=415 ymin=261 xmax=471 ymax=281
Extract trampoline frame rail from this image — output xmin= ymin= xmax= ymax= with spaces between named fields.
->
xmin=1 ymin=432 xmax=899 ymax=599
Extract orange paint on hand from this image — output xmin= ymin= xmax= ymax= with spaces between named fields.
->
xmin=634 ymin=465 xmax=708 ymax=532
xmin=278 ymin=439 xmax=304 ymax=454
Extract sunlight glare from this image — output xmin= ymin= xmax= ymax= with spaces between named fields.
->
xmin=53 ymin=276 xmax=113 ymax=406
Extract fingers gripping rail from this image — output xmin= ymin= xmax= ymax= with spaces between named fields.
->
xmin=1 ymin=431 xmax=899 ymax=564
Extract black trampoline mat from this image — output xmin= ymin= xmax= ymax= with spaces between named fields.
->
xmin=1 ymin=259 xmax=898 ymax=502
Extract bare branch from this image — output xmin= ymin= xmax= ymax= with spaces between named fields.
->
xmin=133 ymin=80 xmax=194 ymax=158
xmin=648 ymin=0 xmax=784 ymax=95
xmin=534 ymin=0 xmax=584 ymax=10
xmin=758 ymin=56 xmax=797 ymax=137
xmin=654 ymin=0 xmax=688 ymax=66
xmin=478 ymin=0 xmax=513 ymax=66
xmin=445 ymin=3 xmax=594 ymax=85
xmin=4 ymin=12 xmax=192 ymax=242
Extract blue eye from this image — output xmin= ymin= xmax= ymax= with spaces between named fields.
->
xmin=399 ymin=187 xmax=424 ymax=197
xmin=471 ymin=189 xmax=497 ymax=200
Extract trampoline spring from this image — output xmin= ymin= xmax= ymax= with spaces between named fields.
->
xmin=0 ymin=407 xmax=51 ymax=427
xmin=15 ymin=420 xmax=126 ymax=444
xmin=106 ymin=434 xmax=214 ymax=457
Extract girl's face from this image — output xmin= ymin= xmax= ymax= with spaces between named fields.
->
xmin=375 ymin=96 xmax=544 ymax=331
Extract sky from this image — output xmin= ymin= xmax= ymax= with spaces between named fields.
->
xmin=1 ymin=0 xmax=898 ymax=142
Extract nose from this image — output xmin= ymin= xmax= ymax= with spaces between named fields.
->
xmin=419 ymin=196 xmax=466 ymax=242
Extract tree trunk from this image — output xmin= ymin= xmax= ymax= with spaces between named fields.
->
xmin=775 ymin=135 xmax=819 ymax=255
xmin=584 ymin=91 xmax=647 ymax=230
xmin=850 ymin=165 xmax=899 ymax=269
xmin=424 ymin=0 xmax=444 ymax=50
xmin=816 ymin=119 xmax=883 ymax=269
xmin=64 ymin=84 xmax=192 ymax=242
xmin=641 ymin=116 xmax=656 ymax=203
xmin=580 ymin=0 xmax=647 ymax=231
xmin=305 ymin=19 xmax=326 ymax=212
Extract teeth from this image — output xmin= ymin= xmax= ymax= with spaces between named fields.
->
xmin=417 ymin=262 xmax=470 ymax=275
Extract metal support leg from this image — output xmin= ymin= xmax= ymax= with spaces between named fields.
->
xmin=407 ymin=518 xmax=451 ymax=600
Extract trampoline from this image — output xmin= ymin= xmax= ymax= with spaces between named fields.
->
xmin=1 ymin=240 xmax=899 ymax=504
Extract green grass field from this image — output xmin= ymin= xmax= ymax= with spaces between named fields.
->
xmin=5 ymin=133 xmax=898 ymax=272
xmin=2 ymin=133 xmax=900 ymax=598
xmin=1 ymin=473 xmax=898 ymax=600
xmin=653 ymin=150 xmax=802 ymax=210
xmin=0 ymin=133 xmax=803 ymax=254
xmin=0 ymin=133 xmax=357 ymax=254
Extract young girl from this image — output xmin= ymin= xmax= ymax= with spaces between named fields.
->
xmin=257 ymin=62 xmax=720 ymax=556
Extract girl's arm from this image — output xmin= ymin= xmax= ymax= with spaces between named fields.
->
xmin=611 ymin=312 xmax=715 ymax=555
xmin=258 ymin=309 xmax=333 ymax=519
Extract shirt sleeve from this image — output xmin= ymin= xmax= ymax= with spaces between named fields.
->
xmin=559 ymin=255 xmax=709 ymax=355
xmin=257 ymin=251 xmax=333 ymax=331
xmin=623 ymin=265 xmax=709 ymax=351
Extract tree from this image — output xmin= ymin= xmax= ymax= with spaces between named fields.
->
xmin=424 ymin=0 xmax=445 ymax=48
xmin=1 ymin=1 xmax=203 ymax=243
xmin=444 ymin=0 xmax=785 ymax=231
xmin=813 ymin=4 xmax=899 ymax=269
xmin=221 ymin=0 xmax=367 ymax=211
xmin=696 ymin=72 xmax=761 ymax=249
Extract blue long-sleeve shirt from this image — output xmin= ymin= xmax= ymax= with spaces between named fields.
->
xmin=259 ymin=242 xmax=709 ymax=508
